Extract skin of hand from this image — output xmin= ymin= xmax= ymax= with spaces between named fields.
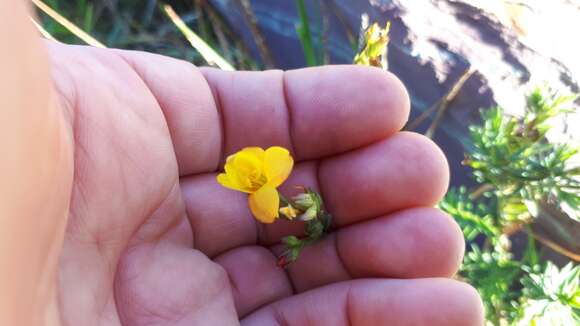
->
xmin=0 ymin=2 xmax=484 ymax=325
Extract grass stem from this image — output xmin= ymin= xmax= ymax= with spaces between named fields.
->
xmin=32 ymin=0 xmax=105 ymax=48
xmin=162 ymin=4 xmax=234 ymax=71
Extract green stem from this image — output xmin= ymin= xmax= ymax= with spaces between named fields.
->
xmin=524 ymin=225 xmax=539 ymax=266
xmin=295 ymin=0 xmax=317 ymax=66
xmin=278 ymin=193 xmax=290 ymax=207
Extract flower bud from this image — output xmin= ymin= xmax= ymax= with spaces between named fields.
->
xmin=282 ymin=235 xmax=301 ymax=247
xmin=280 ymin=206 xmax=299 ymax=219
xmin=293 ymin=193 xmax=315 ymax=208
xmin=299 ymin=205 xmax=318 ymax=221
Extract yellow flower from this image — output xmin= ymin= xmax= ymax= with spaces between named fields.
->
xmin=354 ymin=21 xmax=390 ymax=68
xmin=217 ymin=146 xmax=294 ymax=223
xmin=279 ymin=206 xmax=299 ymax=219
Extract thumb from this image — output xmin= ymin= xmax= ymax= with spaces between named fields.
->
xmin=0 ymin=1 xmax=72 ymax=325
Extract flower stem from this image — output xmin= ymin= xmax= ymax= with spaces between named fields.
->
xmin=277 ymin=187 xmax=332 ymax=267
xmin=279 ymin=193 xmax=291 ymax=207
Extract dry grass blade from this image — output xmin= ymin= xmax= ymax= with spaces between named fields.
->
xmin=30 ymin=17 xmax=56 ymax=41
xmin=31 ymin=0 xmax=105 ymax=48
xmin=205 ymin=3 xmax=233 ymax=64
xmin=162 ymin=4 xmax=234 ymax=71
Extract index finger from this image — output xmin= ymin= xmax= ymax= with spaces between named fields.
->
xmin=203 ymin=65 xmax=410 ymax=162
xmin=117 ymin=50 xmax=409 ymax=175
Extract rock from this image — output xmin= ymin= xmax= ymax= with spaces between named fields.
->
xmin=208 ymin=0 xmax=579 ymax=186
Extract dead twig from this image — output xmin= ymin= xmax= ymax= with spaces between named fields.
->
xmin=530 ymin=231 xmax=580 ymax=262
xmin=407 ymin=67 xmax=475 ymax=137
xmin=238 ymin=0 xmax=275 ymax=68
xmin=424 ymin=67 xmax=474 ymax=138
xmin=529 ymin=200 xmax=580 ymax=261
xmin=203 ymin=3 xmax=255 ymax=69
xmin=470 ymin=183 xmax=494 ymax=200
xmin=204 ymin=2 xmax=234 ymax=65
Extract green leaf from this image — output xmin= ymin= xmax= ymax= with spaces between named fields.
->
xmin=295 ymin=0 xmax=317 ymax=66
xmin=517 ymin=262 xmax=580 ymax=324
xmin=438 ymin=187 xmax=499 ymax=241
xmin=459 ymin=244 xmax=522 ymax=324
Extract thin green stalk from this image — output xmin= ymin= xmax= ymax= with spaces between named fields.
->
xmin=295 ymin=0 xmax=317 ymax=66
xmin=524 ymin=225 xmax=539 ymax=266
xmin=279 ymin=193 xmax=290 ymax=207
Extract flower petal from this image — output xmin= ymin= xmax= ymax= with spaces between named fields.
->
xmin=240 ymin=147 xmax=265 ymax=158
xmin=280 ymin=206 xmax=299 ymax=220
xmin=216 ymin=173 xmax=252 ymax=193
xmin=248 ymin=185 xmax=280 ymax=223
xmin=264 ymin=146 xmax=294 ymax=187
xmin=221 ymin=147 xmax=266 ymax=192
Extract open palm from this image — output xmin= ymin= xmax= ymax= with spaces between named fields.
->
xmin=47 ymin=42 xmax=482 ymax=325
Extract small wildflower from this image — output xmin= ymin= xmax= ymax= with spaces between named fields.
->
xmin=216 ymin=146 xmax=333 ymax=267
xmin=354 ymin=21 xmax=390 ymax=68
xmin=217 ymin=146 xmax=293 ymax=223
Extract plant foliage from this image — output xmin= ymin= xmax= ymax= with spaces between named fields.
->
xmin=440 ymin=87 xmax=579 ymax=325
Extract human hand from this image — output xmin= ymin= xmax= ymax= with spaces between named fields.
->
xmin=4 ymin=21 xmax=482 ymax=321
xmin=44 ymin=42 xmax=483 ymax=325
